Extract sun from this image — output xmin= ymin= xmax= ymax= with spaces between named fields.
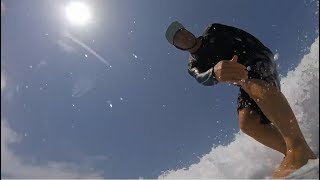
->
xmin=65 ymin=1 xmax=91 ymax=26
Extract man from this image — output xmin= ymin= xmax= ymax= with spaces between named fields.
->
xmin=165 ymin=21 xmax=316 ymax=178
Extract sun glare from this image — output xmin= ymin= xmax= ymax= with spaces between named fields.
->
xmin=65 ymin=1 xmax=91 ymax=26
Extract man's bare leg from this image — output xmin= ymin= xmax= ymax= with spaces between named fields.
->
xmin=239 ymin=79 xmax=317 ymax=178
xmin=239 ymin=108 xmax=287 ymax=155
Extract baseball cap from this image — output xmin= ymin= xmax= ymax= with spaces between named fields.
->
xmin=165 ymin=21 xmax=185 ymax=45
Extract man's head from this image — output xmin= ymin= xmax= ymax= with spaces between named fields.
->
xmin=165 ymin=21 xmax=197 ymax=51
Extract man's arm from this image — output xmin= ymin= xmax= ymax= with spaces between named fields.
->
xmin=188 ymin=55 xmax=218 ymax=86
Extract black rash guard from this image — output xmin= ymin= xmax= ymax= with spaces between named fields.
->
xmin=187 ymin=23 xmax=280 ymax=89
xmin=187 ymin=23 xmax=280 ymax=124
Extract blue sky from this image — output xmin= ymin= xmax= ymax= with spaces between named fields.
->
xmin=1 ymin=0 xmax=319 ymax=178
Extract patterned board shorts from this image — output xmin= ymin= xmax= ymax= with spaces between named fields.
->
xmin=236 ymin=50 xmax=281 ymax=124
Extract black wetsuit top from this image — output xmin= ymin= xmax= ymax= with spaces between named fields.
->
xmin=188 ymin=23 xmax=279 ymax=89
xmin=187 ymin=23 xmax=280 ymax=124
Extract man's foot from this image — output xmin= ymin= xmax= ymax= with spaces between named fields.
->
xmin=271 ymin=145 xmax=317 ymax=179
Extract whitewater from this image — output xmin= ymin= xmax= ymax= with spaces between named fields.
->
xmin=159 ymin=37 xmax=319 ymax=179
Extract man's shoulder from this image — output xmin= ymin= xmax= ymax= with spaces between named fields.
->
xmin=202 ymin=23 xmax=236 ymax=35
xmin=202 ymin=23 xmax=264 ymax=46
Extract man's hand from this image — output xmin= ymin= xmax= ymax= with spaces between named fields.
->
xmin=213 ymin=55 xmax=248 ymax=84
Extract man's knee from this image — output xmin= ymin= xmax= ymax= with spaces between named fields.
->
xmin=239 ymin=108 xmax=261 ymax=133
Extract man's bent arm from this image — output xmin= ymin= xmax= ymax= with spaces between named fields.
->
xmin=188 ymin=55 xmax=218 ymax=86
